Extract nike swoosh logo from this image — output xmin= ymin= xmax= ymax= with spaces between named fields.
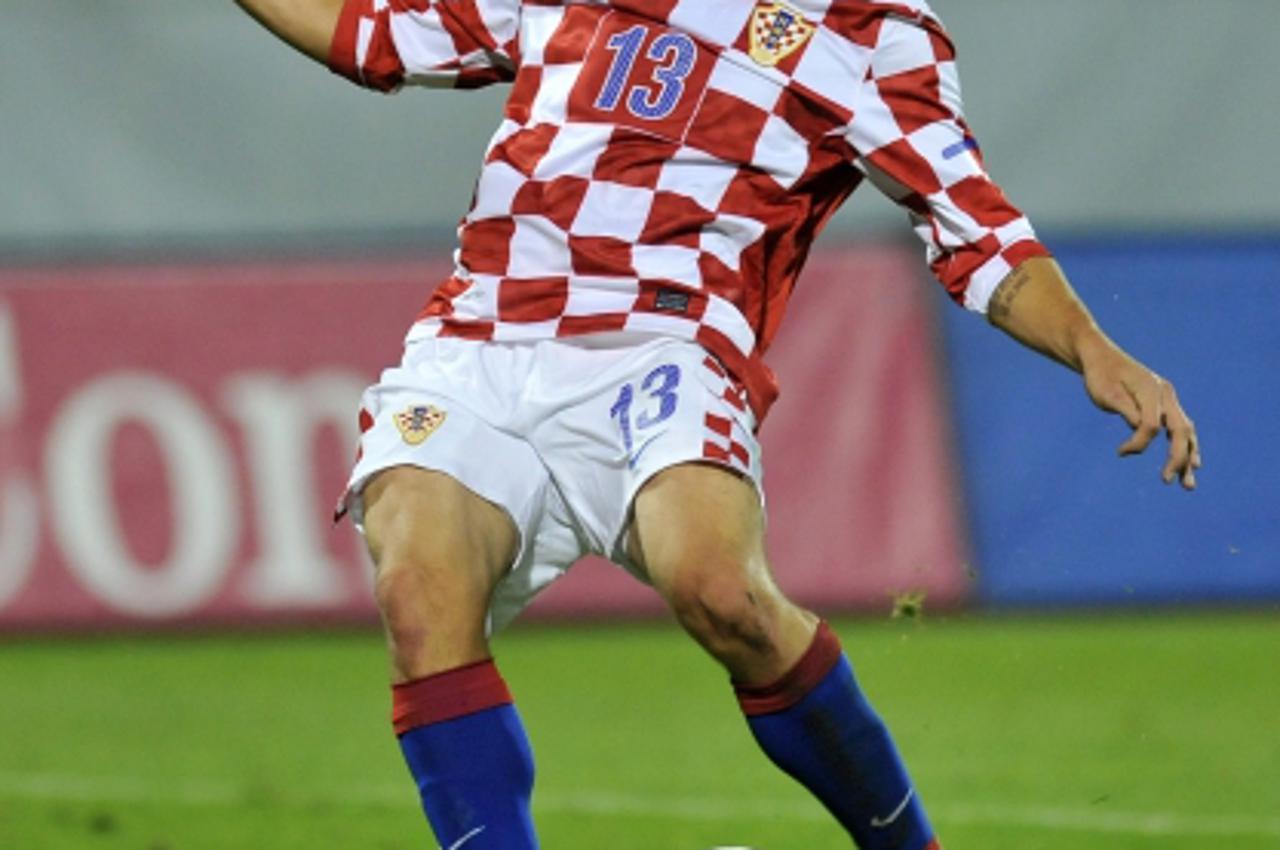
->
xmin=445 ymin=825 xmax=486 ymax=850
xmin=942 ymin=137 xmax=980 ymax=159
xmin=870 ymin=788 xmax=915 ymax=828
xmin=628 ymin=434 xmax=662 ymax=469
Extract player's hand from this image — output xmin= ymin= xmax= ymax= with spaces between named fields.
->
xmin=1079 ymin=341 xmax=1201 ymax=489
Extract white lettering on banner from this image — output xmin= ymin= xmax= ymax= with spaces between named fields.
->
xmin=0 ymin=477 xmax=37 ymax=608
xmin=0 ymin=306 xmax=22 ymax=415
xmin=223 ymin=371 xmax=366 ymax=605
xmin=45 ymin=373 xmax=239 ymax=617
xmin=0 ymin=305 xmax=38 ymax=608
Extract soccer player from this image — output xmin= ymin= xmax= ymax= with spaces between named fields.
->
xmin=235 ymin=2 xmax=1201 ymax=848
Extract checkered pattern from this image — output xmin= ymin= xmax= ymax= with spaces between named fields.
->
xmin=699 ymin=355 xmax=753 ymax=473
xmin=329 ymin=0 xmax=1049 ymax=421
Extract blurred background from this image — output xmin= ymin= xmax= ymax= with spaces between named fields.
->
xmin=1 ymin=2 xmax=1278 ymax=849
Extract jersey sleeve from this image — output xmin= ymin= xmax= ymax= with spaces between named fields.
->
xmin=846 ymin=14 xmax=1050 ymax=313
xmin=327 ymin=0 xmax=519 ymax=92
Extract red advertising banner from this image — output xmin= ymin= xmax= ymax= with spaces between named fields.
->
xmin=0 ymin=249 xmax=968 ymax=631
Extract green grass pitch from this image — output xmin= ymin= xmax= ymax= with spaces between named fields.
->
xmin=1 ymin=613 xmax=1277 ymax=849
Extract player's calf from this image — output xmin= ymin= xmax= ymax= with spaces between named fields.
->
xmin=737 ymin=622 xmax=942 ymax=850
xmin=630 ymin=465 xmax=940 ymax=849
xmin=359 ymin=466 xmax=539 ymax=849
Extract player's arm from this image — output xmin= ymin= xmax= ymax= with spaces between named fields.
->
xmin=848 ymin=15 xmax=1201 ymax=489
xmin=986 ymin=256 xmax=1201 ymax=489
xmin=237 ymin=0 xmax=518 ymax=91
xmin=235 ymin=0 xmax=344 ymax=65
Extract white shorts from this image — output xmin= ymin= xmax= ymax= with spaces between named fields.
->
xmin=343 ymin=334 xmax=762 ymax=632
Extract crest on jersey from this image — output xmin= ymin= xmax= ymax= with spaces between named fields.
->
xmin=393 ymin=404 xmax=447 ymax=446
xmin=749 ymin=2 xmax=816 ymax=67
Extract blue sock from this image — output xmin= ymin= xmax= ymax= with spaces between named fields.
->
xmin=393 ymin=660 xmax=537 ymax=849
xmin=736 ymin=622 xmax=939 ymax=850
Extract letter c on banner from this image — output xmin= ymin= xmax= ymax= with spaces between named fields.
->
xmin=45 ymin=372 xmax=239 ymax=617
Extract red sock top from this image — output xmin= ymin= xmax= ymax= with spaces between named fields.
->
xmin=734 ymin=621 xmax=844 ymax=717
xmin=392 ymin=658 xmax=513 ymax=735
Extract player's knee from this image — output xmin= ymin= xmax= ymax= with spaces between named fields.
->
xmin=666 ymin=562 xmax=780 ymax=662
xmin=373 ymin=554 xmax=489 ymax=678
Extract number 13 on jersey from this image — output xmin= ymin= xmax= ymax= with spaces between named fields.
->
xmin=568 ymin=12 xmax=711 ymax=139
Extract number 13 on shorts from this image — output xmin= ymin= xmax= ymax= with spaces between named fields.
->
xmin=610 ymin=363 xmax=681 ymax=469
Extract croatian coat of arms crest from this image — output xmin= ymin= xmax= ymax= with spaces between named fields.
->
xmin=749 ymin=2 xmax=816 ymax=67
xmin=393 ymin=404 xmax=447 ymax=446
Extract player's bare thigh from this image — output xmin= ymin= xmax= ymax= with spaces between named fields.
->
xmin=361 ymin=465 xmax=521 ymax=682
xmin=627 ymin=462 xmax=816 ymax=684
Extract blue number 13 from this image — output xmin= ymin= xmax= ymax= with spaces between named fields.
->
xmin=609 ymin=364 xmax=682 ymax=462
xmin=594 ymin=25 xmax=696 ymax=121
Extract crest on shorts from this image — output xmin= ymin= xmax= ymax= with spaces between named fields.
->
xmin=748 ymin=2 xmax=816 ymax=67
xmin=393 ymin=404 xmax=447 ymax=446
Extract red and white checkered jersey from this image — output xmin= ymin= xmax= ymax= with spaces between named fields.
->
xmin=329 ymin=0 xmax=1050 ymax=420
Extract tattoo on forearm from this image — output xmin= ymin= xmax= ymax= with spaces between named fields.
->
xmin=987 ymin=266 xmax=1034 ymax=324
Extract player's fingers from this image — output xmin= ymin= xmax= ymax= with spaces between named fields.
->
xmin=1185 ymin=431 xmax=1203 ymax=489
xmin=1157 ymin=384 xmax=1200 ymax=489
xmin=1117 ymin=376 xmax=1163 ymax=456
xmin=1161 ymin=415 xmax=1194 ymax=486
xmin=1174 ymin=387 xmax=1204 ymax=472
